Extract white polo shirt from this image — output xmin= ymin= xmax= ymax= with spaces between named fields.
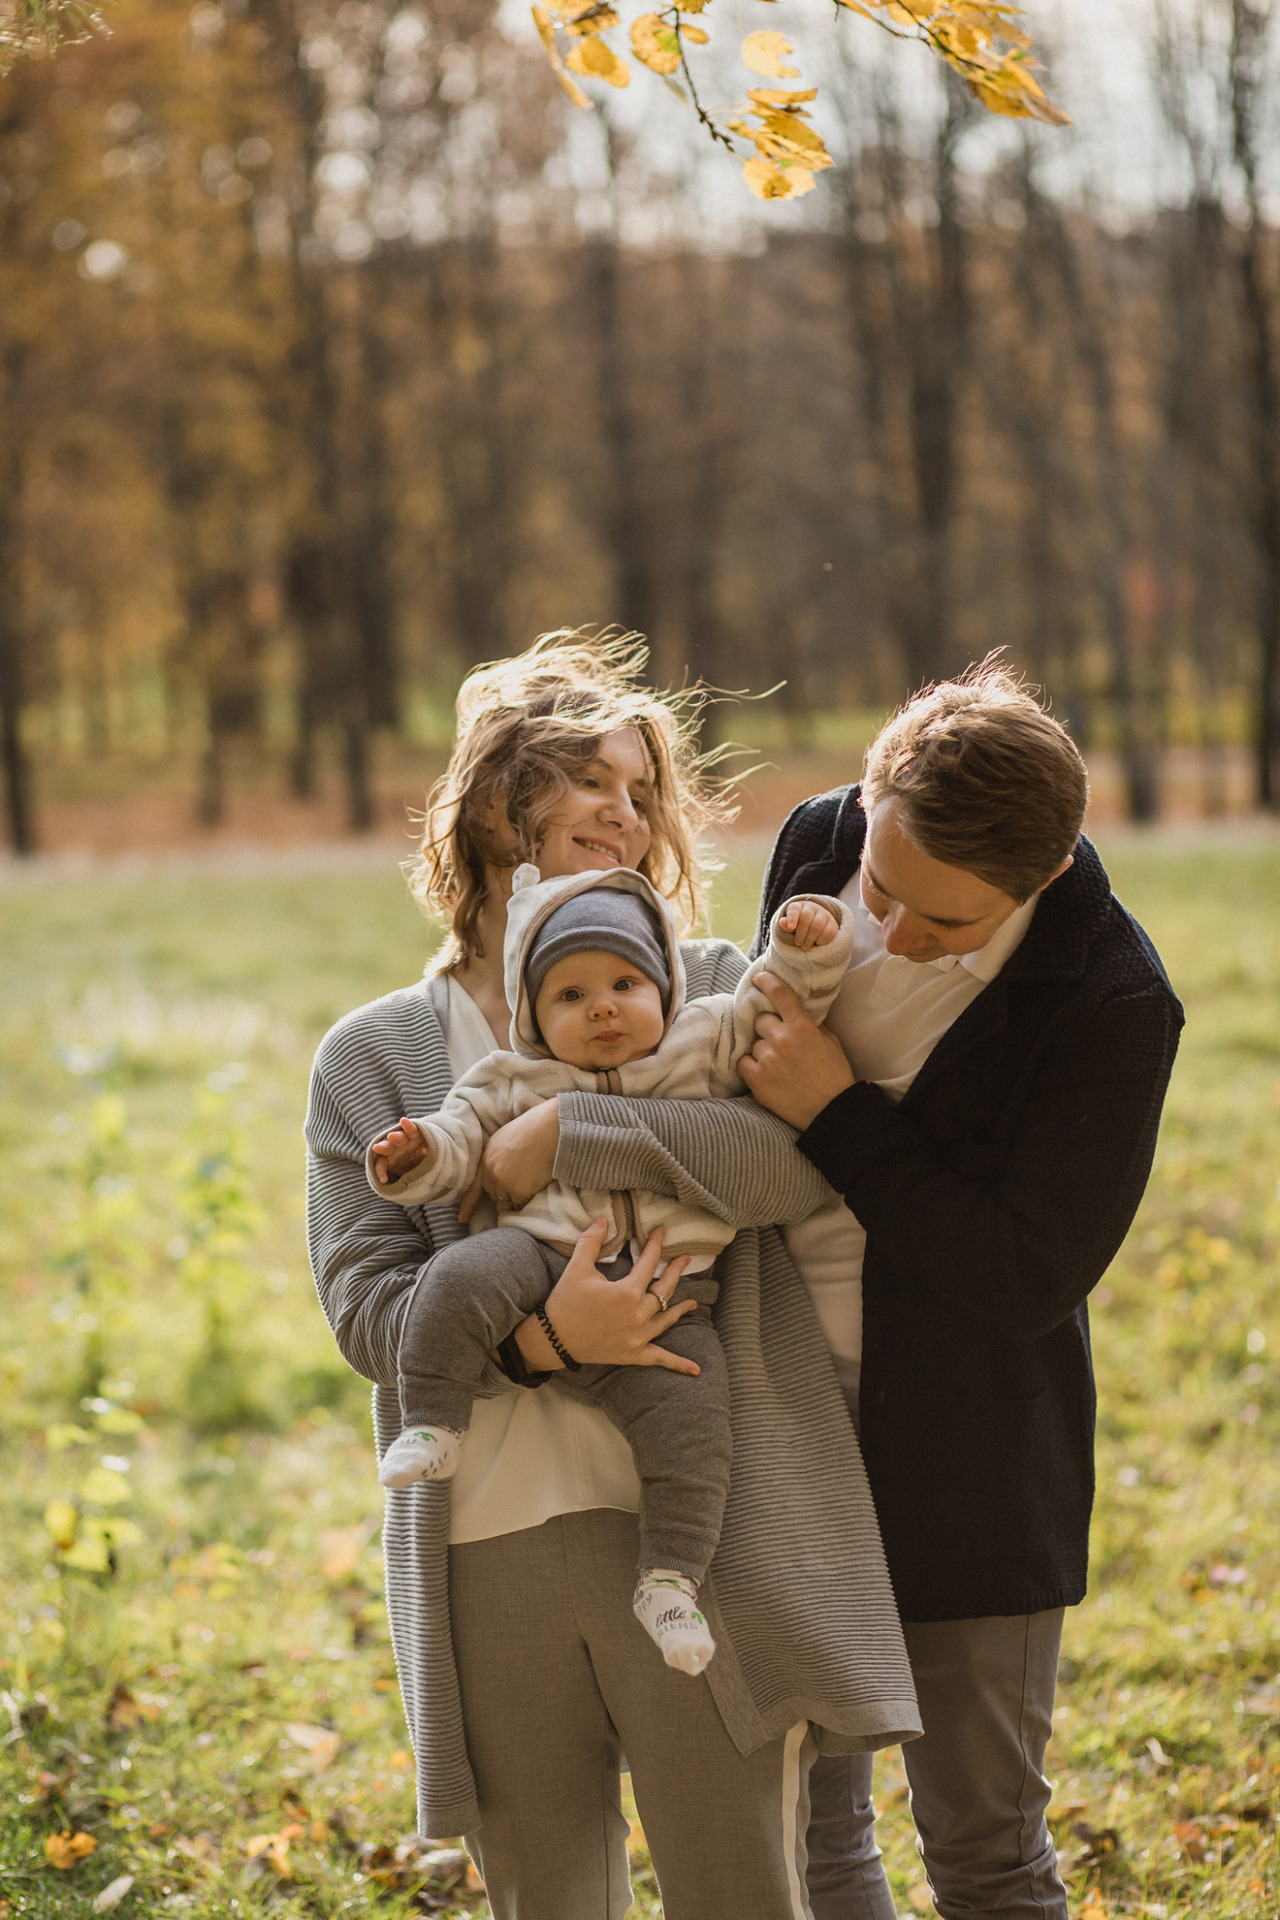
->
xmin=784 ymin=875 xmax=1038 ymax=1386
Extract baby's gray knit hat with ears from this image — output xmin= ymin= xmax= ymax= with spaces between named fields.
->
xmin=524 ymin=887 xmax=672 ymax=1014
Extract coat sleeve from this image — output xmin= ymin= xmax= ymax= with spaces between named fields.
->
xmin=795 ymin=985 xmax=1181 ymax=1340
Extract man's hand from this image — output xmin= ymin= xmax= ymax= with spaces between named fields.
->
xmin=459 ymin=1097 xmax=560 ymax=1223
xmin=777 ymin=898 xmax=840 ymax=951
xmin=514 ymin=1221 xmax=698 ymax=1374
xmin=739 ymin=971 xmax=855 ymax=1130
xmin=371 ymin=1117 xmax=432 ymax=1185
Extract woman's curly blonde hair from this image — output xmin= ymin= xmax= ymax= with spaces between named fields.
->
xmin=409 ymin=630 xmax=733 ymax=968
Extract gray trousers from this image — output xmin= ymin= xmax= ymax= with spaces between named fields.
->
xmin=450 ymin=1507 xmax=817 ymax=1920
xmin=807 ymin=1611 xmax=1067 ymax=1920
xmin=400 ymin=1226 xmax=731 ymax=1582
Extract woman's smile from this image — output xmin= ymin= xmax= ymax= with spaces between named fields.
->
xmin=535 ymin=728 xmax=654 ymax=879
xmin=573 ymin=835 xmax=623 ymax=866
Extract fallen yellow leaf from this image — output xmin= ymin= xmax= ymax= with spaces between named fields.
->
xmin=246 ymin=1833 xmax=293 ymax=1878
xmin=284 ymin=1721 xmax=341 ymax=1772
xmin=45 ymin=1831 xmax=98 ymax=1870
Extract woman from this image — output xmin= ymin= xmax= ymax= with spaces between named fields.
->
xmin=304 ymin=633 xmax=917 ymax=1920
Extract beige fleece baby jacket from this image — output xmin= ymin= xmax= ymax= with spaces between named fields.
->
xmin=366 ymin=863 xmax=852 ymax=1262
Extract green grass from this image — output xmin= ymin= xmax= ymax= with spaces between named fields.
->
xmin=1 ymin=830 xmax=1278 ymax=1918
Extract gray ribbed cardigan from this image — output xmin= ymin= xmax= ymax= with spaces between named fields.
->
xmin=304 ymin=937 xmax=920 ymax=1840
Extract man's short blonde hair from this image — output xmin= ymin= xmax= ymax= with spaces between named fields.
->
xmin=861 ymin=660 xmax=1088 ymax=903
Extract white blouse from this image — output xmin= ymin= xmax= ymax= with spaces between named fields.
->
xmin=442 ymin=977 xmax=642 ymax=1545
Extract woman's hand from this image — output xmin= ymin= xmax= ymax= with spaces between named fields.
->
xmin=459 ymin=1099 xmax=561 ymax=1223
xmin=514 ymin=1221 xmax=698 ymax=1375
xmin=739 ymin=971 xmax=855 ymax=1130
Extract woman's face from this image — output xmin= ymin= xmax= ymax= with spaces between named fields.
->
xmin=532 ymin=728 xmax=655 ymax=879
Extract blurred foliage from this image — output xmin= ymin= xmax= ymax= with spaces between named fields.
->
xmin=1 ymin=834 xmax=1280 ymax=1915
xmin=0 ymin=0 xmax=106 ymax=78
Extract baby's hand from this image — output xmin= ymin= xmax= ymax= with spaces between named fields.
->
xmin=371 ymin=1117 xmax=432 ymax=1185
xmin=777 ymin=899 xmax=840 ymax=951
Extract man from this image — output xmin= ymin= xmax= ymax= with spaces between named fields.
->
xmin=739 ymin=662 xmax=1183 ymax=1920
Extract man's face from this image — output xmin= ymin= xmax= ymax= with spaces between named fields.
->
xmin=860 ymin=800 xmax=1026 ymax=963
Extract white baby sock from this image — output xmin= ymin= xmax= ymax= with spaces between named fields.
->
xmin=633 ymin=1569 xmax=716 ymax=1675
xmin=379 ymin=1426 xmax=465 ymax=1488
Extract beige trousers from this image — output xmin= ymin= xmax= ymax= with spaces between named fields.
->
xmin=448 ymin=1507 xmax=816 ymax=1920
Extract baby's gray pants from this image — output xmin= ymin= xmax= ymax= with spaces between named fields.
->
xmin=398 ymin=1225 xmax=730 ymax=1583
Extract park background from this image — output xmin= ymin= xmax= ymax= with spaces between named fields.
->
xmin=3 ymin=0 xmax=1280 ymax=1915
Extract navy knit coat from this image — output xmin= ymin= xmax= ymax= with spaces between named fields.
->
xmin=754 ymin=786 xmax=1184 ymax=1622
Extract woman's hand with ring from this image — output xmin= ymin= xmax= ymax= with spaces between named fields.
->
xmin=514 ymin=1221 xmax=697 ymax=1374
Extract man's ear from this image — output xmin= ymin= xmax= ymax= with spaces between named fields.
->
xmin=1037 ymin=853 xmax=1075 ymax=894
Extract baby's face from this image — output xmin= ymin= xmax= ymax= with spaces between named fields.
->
xmin=534 ymin=950 xmax=666 ymax=1071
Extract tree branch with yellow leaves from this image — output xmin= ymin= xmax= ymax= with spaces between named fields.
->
xmin=529 ymin=0 xmax=1068 ymax=200
xmin=0 ymin=0 xmax=107 ymax=75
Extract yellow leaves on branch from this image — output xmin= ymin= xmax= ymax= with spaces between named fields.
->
xmin=531 ymin=5 xmax=592 ymax=108
xmin=629 ymin=12 xmax=681 ymax=75
xmin=741 ymin=30 xmax=799 ymax=77
xmin=529 ymin=0 xmax=1065 ymax=195
xmin=566 ymin=33 xmax=631 ymax=85
xmin=833 ymin=1 xmax=1069 ymax=126
xmin=730 ymin=88 xmax=834 ymax=201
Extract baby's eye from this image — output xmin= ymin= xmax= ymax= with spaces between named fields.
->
xmin=561 ymin=988 xmax=582 ymax=1003
xmin=614 ymin=978 xmax=633 ymax=992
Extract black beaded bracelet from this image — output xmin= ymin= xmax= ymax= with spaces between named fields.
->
xmin=533 ymin=1302 xmax=581 ymax=1372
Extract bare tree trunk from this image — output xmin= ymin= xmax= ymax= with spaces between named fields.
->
xmin=0 ymin=346 xmax=36 ymax=856
xmin=1027 ymin=187 xmax=1161 ymax=818
xmin=588 ymin=114 xmax=653 ymax=641
xmin=1230 ymin=0 xmax=1280 ymax=808
xmin=903 ymin=81 xmax=969 ymax=693
xmin=0 ymin=289 xmax=36 ymax=856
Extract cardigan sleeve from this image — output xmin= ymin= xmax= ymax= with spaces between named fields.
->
xmin=305 ymin=1014 xmax=442 ymax=1389
xmin=554 ymin=932 xmax=832 ymax=1227
xmin=796 ymin=985 xmax=1181 ymax=1341
xmin=555 ymin=1091 xmax=832 ymax=1228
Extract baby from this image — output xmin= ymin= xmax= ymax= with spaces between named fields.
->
xmin=367 ymin=863 xmax=851 ymax=1675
